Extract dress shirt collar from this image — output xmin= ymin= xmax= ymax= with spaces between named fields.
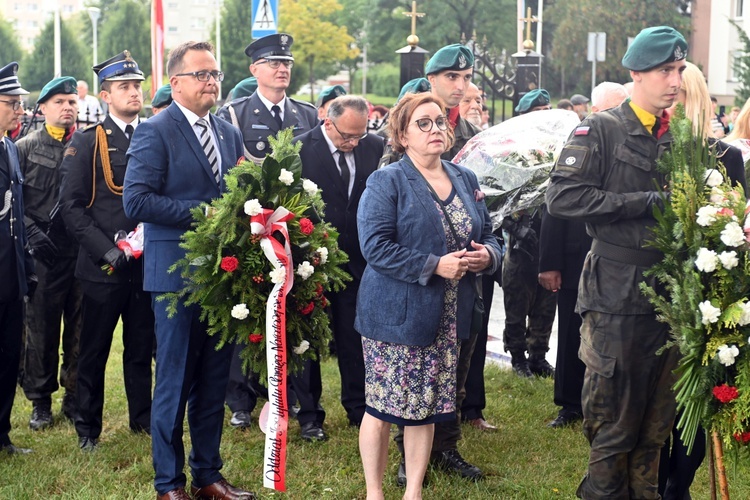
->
xmin=108 ymin=113 xmax=139 ymax=135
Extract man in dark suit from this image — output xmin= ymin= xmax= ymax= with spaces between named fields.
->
xmin=123 ymin=41 xmax=253 ymax=500
xmin=216 ymin=33 xmax=320 ymax=437
xmin=0 ymin=61 xmax=36 ymax=455
xmin=59 ymin=52 xmax=154 ymax=451
xmin=295 ymin=95 xmax=384 ymax=430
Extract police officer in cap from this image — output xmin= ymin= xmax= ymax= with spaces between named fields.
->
xmin=59 ymin=50 xmax=154 ymax=451
xmin=547 ymin=26 xmax=688 ymax=499
xmin=217 ymin=33 xmax=317 ymax=163
xmin=0 ymin=61 xmax=36 ymax=454
xmin=17 ymin=76 xmax=83 ymax=431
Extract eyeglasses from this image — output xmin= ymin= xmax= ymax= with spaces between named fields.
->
xmin=255 ymin=59 xmax=294 ymax=69
xmin=0 ymin=99 xmax=23 ymax=111
xmin=174 ymin=70 xmax=225 ymax=82
xmin=331 ymin=120 xmax=368 ymax=142
xmin=414 ymin=116 xmax=448 ymax=132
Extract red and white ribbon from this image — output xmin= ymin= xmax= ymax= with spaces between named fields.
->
xmin=251 ymin=207 xmax=294 ymax=491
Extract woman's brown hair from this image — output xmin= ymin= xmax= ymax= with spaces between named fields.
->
xmin=387 ymin=92 xmax=455 ymax=154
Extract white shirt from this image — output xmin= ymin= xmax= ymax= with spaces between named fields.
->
xmin=322 ymin=126 xmax=354 ymax=197
xmin=256 ymin=90 xmax=286 ymax=122
xmin=108 ymin=114 xmax=138 ymax=138
xmin=174 ymin=101 xmax=223 ymax=173
xmin=78 ymin=95 xmax=103 ymax=123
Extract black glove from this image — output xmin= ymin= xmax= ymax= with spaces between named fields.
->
xmin=26 ymin=223 xmax=58 ymax=268
xmin=102 ymin=247 xmax=128 ymax=272
xmin=25 ymin=273 xmax=38 ymax=301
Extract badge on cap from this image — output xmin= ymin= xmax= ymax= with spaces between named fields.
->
xmin=280 ymin=34 xmax=289 ymax=47
xmin=257 ymin=142 xmax=266 ymax=151
xmin=458 ymin=54 xmax=467 ymax=69
xmin=674 ymin=46 xmax=685 ymax=60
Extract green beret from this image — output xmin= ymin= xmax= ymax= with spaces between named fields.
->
xmin=515 ymin=89 xmax=550 ymax=113
xmin=622 ymin=26 xmax=687 ymax=71
xmin=425 ymin=44 xmax=474 ymax=75
xmin=397 ymin=78 xmax=431 ymax=102
xmin=231 ymin=77 xmax=258 ymax=99
xmin=315 ymin=85 xmax=347 ymax=108
xmin=38 ymin=76 xmax=78 ymax=104
xmin=151 ymin=84 xmax=172 ymax=108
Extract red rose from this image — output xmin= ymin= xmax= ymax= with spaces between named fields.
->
xmin=734 ymin=431 xmax=750 ymax=444
xmin=220 ymin=256 xmax=239 ymax=273
xmin=299 ymin=218 xmax=314 ymax=235
xmin=713 ymin=384 xmax=740 ymax=403
xmin=236 ymin=156 xmax=246 ymax=165
xmin=315 ymin=283 xmax=324 ymax=296
xmin=300 ymin=302 xmax=315 ymax=315
xmin=320 ymin=295 xmax=328 ymax=308
xmin=249 ymin=333 xmax=263 ymax=344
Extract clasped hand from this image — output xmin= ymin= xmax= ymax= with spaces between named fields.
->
xmin=436 ymin=241 xmax=491 ymax=280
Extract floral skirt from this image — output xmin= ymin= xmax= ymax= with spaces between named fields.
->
xmin=362 ymin=282 xmax=459 ymax=425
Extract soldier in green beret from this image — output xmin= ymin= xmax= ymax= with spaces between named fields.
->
xmin=150 ymin=84 xmax=172 ymax=115
xmin=397 ymin=77 xmax=431 ymax=102
xmin=315 ymin=84 xmax=346 ymax=120
xmin=230 ymin=77 xmax=257 ymax=100
xmin=16 ymin=76 xmax=83 ymax=433
xmin=515 ymin=88 xmax=551 ymax=114
xmin=546 ymin=25 xmax=688 ymax=499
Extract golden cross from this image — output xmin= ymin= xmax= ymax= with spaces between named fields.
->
xmin=520 ymin=7 xmax=538 ymax=43
xmin=403 ymin=1 xmax=425 ymax=37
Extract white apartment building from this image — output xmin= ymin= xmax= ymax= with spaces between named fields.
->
xmin=2 ymin=0 xmax=83 ymax=51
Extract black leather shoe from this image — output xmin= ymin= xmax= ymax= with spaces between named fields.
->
xmin=511 ymin=358 xmax=533 ymax=378
xmin=230 ymin=410 xmax=252 ymax=429
xmin=547 ymin=409 xmax=582 ymax=428
xmin=431 ymin=449 xmax=483 ymax=480
xmin=396 ymin=459 xmax=407 ymax=487
xmin=78 ymin=436 xmax=98 ymax=451
xmin=528 ymin=358 xmax=555 ymax=378
xmin=29 ymin=401 xmax=53 ymax=431
xmin=0 ymin=443 xmax=32 ymax=454
xmin=300 ymin=422 xmax=328 ymax=442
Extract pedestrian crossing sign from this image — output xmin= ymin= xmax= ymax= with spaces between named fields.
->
xmin=251 ymin=0 xmax=278 ymax=39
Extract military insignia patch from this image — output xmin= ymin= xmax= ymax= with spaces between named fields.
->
xmin=254 ymin=109 xmax=260 ymax=114
xmin=556 ymin=146 xmax=588 ymax=170
xmin=458 ymin=54 xmax=467 ymax=69
xmin=574 ymin=126 xmax=590 ymax=136
xmin=64 ymin=147 xmax=77 ymax=157
xmin=674 ymin=46 xmax=685 ymax=60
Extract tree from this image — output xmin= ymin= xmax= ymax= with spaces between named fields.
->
xmin=547 ymin=0 xmax=691 ymax=95
xmin=0 ymin=14 xmax=24 ymax=64
xmin=280 ymin=0 xmax=359 ymax=101
xmin=210 ymin=0 xmax=253 ymax=93
xmin=731 ymin=20 xmax=750 ymax=107
xmin=20 ymin=18 xmax=89 ymax=92
xmin=98 ymin=0 xmax=151 ymax=80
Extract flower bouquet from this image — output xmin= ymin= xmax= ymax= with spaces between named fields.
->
xmin=163 ymin=128 xmax=351 ymax=379
xmin=641 ymin=108 xmax=750 ymax=480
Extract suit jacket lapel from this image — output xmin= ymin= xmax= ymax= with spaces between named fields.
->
xmin=282 ymin=98 xmax=300 ymax=132
xmin=103 ymin=116 xmax=130 ymax=151
xmin=402 ymin=159 xmax=447 ymax=242
xmin=311 ymin=126 xmax=348 ymax=199
xmin=169 ymin=106 xmax=216 ymax=187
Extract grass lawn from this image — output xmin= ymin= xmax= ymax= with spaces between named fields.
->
xmin=3 ymin=329 xmax=750 ymax=499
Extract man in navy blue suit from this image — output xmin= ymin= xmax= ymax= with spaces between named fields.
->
xmin=123 ymin=41 xmax=253 ymax=500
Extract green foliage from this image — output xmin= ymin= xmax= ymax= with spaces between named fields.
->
xmin=730 ymin=19 xmax=750 ymax=108
xmin=350 ymin=63 xmax=400 ymax=98
xmin=19 ymin=18 xmax=89 ymax=92
xmin=163 ymin=128 xmax=350 ymax=379
xmin=641 ymin=106 xmax=750 ymax=455
xmin=98 ymin=0 xmax=151 ymax=79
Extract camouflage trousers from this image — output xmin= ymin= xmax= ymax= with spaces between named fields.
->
xmin=577 ymin=311 xmax=678 ymax=500
xmin=501 ymin=246 xmax=557 ymax=358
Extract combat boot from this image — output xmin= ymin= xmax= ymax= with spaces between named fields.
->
xmin=510 ymin=354 xmax=532 ymax=378
xmin=528 ymin=355 xmax=554 ymax=378
xmin=29 ymin=399 xmax=53 ymax=430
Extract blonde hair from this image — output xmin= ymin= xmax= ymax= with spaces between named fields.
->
xmin=726 ymin=98 xmax=750 ymax=142
xmin=679 ymin=62 xmax=714 ymax=139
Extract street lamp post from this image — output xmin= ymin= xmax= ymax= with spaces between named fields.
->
xmin=88 ymin=7 xmax=101 ymax=95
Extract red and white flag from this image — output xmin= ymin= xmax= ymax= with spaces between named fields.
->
xmin=151 ymin=0 xmax=164 ymax=98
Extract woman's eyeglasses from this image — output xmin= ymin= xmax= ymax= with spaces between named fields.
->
xmin=414 ymin=116 xmax=448 ymax=132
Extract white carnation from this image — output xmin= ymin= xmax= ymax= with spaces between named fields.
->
xmin=717 ymin=344 xmax=740 ymax=367
xmin=696 ymin=205 xmax=718 ymax=227
xmin=740 ymin=301 xmax=750 ymax=326
xmin=695 ymin=248 xmax=718 ymax=273
xmin=316 ymin=247 xmax=329 ymax=265
xmin=302 ymin=179 xmax=319 ymax=196
xmin=705 ymin=169 xmax=724 ymax=187
xmin=293 ymin=340 xmax=310 ymax=355
xmin=719 ymin=251 xmax=739 ymax=270
xmin=699 ymin=300 xmax=721 ymax=325
xmin=244 ymin=199 xmax=262 ymax=216
xmin=269 ymin=267 xmax=286 ymax=284
xmin=296 ymin=261 xmax=315 ymax=280
xmin=710 ymin=187 xmax=726 ymax=204
xmin=720 ymin=221 xmax=746 ymax=247
xmin=231 ymin=303 xmax=249 ymax=320
xmin=279 ymin=169 xmax=294 ymax=186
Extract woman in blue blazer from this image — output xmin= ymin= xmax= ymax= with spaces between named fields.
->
xmin=355 ymin=93 xmax=501 ymax=499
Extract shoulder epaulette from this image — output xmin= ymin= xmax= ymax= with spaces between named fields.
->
xmin=289 ymin=97 xmax=316 ymax=110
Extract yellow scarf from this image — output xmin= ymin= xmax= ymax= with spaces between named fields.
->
xmin=628 ymin=101 xmax=657 ymax=135
xmin=45 ymin=124 xmax=66 ymax=142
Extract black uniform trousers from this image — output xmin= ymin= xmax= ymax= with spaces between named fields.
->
xmin=22 ymin=256 xmax=82 ymax=402
xmin=225 ymin=344 xmax=266 ymax=413
xmin=75 ymin=279 xmax=154 ymax=438
xmin=553 ymin=288 xmax=585 ymax=413
xmin=330 ymin=281 xmax=365 ymax=426
xmin=461 ymin=274 xmax=496 ymax=421
xmin=0 ymin=299 xmax=23 ymax=446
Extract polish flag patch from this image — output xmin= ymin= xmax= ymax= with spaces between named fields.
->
xmin=574 ymin=126 xmax=590 ymax=136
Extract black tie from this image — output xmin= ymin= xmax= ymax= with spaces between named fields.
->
xmin=271 ymin=105 xmax=283 ymax=129
xmin=125 ymin=124 xmax=134 ymax=140
xmin=337 ymin=150 xmax=350 ymax=197
xmin=0 ymin=140 xmax=7 ymax=167
xmin=652 ymin=116 xmax=660 ymax=138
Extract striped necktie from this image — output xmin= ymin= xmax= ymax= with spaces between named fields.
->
xmin=196 ymin=118 xmax=220 ymax=185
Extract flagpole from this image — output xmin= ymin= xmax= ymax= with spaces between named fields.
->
xmin=216 ymin=0 xmax=222 ymax=101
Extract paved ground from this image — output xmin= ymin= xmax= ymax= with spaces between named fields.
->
xmin=485 ymin=282 xmax=559 ymax=368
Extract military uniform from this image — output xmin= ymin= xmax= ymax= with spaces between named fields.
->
xmin=547 ymin=99 xmax=680 ymax=498
xmin=59 ymin=52 xmax=154 ymax=447
xmin=17 ymin=122 xmax=82 ymax=417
